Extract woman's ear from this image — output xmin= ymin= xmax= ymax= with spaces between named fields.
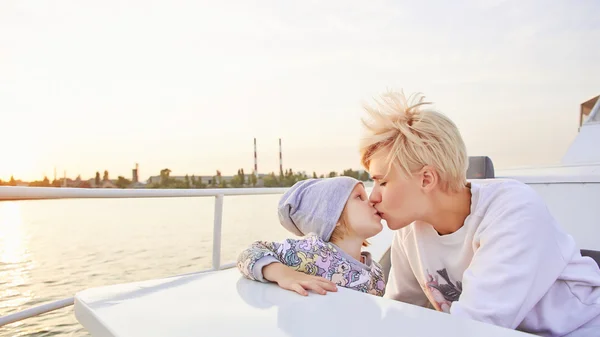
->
xmin=419 ymin=165 xmax=439 ymax=192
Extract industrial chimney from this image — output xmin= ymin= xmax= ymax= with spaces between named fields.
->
xmin=279 ymin=138 xmax=283 ymax=177
xmin=132 ymin=163 xmax=139 ymax=184
xmin=253 ymin=138 xmax=258 ymax=176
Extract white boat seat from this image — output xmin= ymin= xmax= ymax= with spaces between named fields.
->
xmin=467 ymin=156 xmax=495 ymax=179
xmin=581 ymin=249 xmax=600 ymax=268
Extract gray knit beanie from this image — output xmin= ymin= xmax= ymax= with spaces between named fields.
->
xmin=278 ymin=176 xmax=362 ymax=241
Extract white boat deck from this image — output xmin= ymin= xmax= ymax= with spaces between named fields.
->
xmin=74 ymin=267 xmax=531 ymax=337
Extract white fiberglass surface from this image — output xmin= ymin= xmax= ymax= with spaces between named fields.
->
xmin=75 ymin=268 xmax=530 ymax=337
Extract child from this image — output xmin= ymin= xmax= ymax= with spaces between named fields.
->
xmin=236 ymin=176 xmax=386 ymax=297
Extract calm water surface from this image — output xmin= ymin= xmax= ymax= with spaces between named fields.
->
xmin=0 ymin=194 xmax=295 ymax=336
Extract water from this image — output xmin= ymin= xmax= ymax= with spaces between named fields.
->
xmin=0 ymin=194 xmax=294 ymax=336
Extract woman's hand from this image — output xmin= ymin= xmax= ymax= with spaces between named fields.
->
xmin=263 ymin=262 xmax=338 ymax=296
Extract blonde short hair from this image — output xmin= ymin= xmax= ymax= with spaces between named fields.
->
xmin=359 ymin=90 xmax=468 ymax=192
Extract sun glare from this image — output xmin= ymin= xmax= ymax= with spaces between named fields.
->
xmin=0 ymin=202 xmax=34 ymax=315
xmin=0 ymin=202 xmax=27 ymax=264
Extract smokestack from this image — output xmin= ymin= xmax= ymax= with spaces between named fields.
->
xmin=132 ymin=163 xmax=139 ymax=183
xmin=279 ymin=138 xmax=283 ymax=176
xmin=253 ymin=138 xmax=258 ymax=175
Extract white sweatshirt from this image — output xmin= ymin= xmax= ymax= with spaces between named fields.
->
xmin=384 ymin=179 xmax=600 ymax=336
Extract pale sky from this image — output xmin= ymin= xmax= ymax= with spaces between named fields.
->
xmin=1 ymin=0 xmax=599 ymax=182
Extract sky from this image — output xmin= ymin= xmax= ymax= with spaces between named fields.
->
xmin=1 ymin=0 xmax=599 ymax=182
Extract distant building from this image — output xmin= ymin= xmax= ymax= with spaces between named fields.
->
xmin=147 ymin=175 xmax=231 ymax=186
xmin=52 ymin=178 xmax=97 ymax=188
xmin=146 ymin=173 xmax=265 ymax=187
xmin=85 ymin=178 xmax=116 ymax=188
xmin=130 ymin=182 xmax=146 ymax=189
xmin=146 ymin=176 xmax=161 ymax=185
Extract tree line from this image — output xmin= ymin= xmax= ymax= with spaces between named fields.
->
xmin=1 ymin=168 xmax=371 ymax=189
xmin=148 ymin=168 xmax=371 ymax=189
xmin=0 ymin=170 xmax=132 ymax=188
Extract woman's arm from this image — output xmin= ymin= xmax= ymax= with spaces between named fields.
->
xmin=450 ymin=185 xmax=571 ymax=329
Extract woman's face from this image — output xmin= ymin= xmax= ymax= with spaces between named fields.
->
xmin=367 ymin=154 xmax=432 ymax=230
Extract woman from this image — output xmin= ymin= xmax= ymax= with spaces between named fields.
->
xmin=263 ymin=90 xmax=600 ymax=337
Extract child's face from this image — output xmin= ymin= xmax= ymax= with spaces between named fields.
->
xmin=344 ymin=184 xmax=383 ymax=239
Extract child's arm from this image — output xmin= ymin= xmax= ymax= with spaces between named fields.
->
xmin=236 ymin=235 xmax=332 ymax=282
xmin=236 ymin=235 xmax=338 ymax=295
xmin=262 ymin=262 xmax=338 ymax=296
xmin=236 ymin=239 xmax=286 ymax=282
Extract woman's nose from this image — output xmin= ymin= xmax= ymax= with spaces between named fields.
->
xmin=369 ymin=191 xmax=381 ymax=204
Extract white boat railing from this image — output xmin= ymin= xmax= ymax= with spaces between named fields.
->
xmin=0 ymin=186 xmax=289 ymax=328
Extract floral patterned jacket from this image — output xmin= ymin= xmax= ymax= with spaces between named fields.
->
xmin=236 ymin=233 xmax=386 ymax=297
